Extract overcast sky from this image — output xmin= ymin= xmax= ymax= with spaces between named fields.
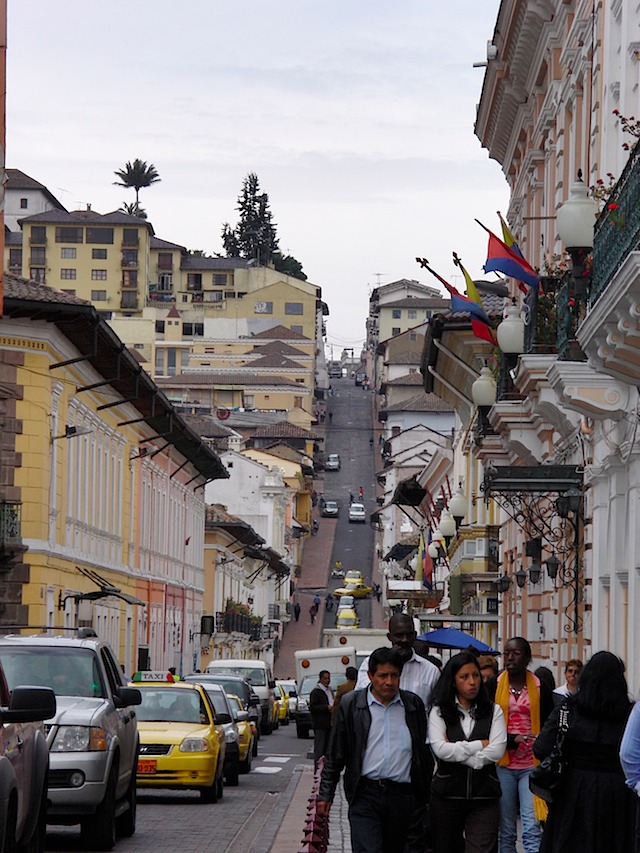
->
xmin=7 ymin=1 xmax=507 ymax=353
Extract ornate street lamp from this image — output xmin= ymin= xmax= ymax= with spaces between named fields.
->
xmin=439 ymin=509 xmax=456 ymax=548
xmin=471 ymin=362 xmax=497 ymax=436
xmin=545 ymin=554 xmax=560 ymax=580
xmin=529 ymin=563 xmax=542 ymax=584
xmin=448 ymin=484 xmax=467 ymax=530
xmin=515 ymin=565 xmax=527 ymax=589
xmin=497 ymin=298 xmax=525 ymax=371
xmin=496 ymin=573 xmax=511 ymax=593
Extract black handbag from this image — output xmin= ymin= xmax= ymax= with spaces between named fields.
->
xmin=528 ymin=702 xmax=570 ymax=803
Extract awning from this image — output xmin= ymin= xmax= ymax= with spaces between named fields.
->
xmin=391 ymin=476 xmax=426 ymax=507
xmin=383 ymin=542 xmax=418 ymax=562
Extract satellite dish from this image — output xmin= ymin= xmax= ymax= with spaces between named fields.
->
xmin=216 ymin=407 xmax=231 ymax=421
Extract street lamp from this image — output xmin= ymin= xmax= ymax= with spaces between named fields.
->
xmin=439 ymin=510 xmax=456 ymax=547
xmin=556 ymin=170 xmax=598 ymax=297
xmin=496 ymin=573 xmax=511 ymax=593
xmin=497 ymin=298 xmax=525 ymax=371
xmin=545 ymin=554 xmax=560 ymax=580
xmin=448 ymin=484 xmax=467 ymax=530
xmin=515 ymin=565 xmax=527 ymax=589
xmin=471 ymin=362 xmax=497 ymax=436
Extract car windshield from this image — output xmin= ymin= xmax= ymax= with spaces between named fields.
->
xmin=325 ymin=502 xmax=338 ymax=510
xmin=345 ymin=571 xmax=361 ymax=580
xmin=206 ymin=666 xmax=266 ymax=687
xmin=299 ymin=673 xmax=349 ymax=698
xmin=0 ymin=647 xmax=105 ymax=698
xmin=137 ymin=687 xmax=208 ymax=724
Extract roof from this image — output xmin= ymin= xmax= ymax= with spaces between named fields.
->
xmin=253 ymin=422 xmax=320 ymax=440
xmin=18 ymin=207 xmax=155 ymax=233
xmin=248 ymin=324 xmax=311 ymax=341
xmin=3 ymin=272 xmax=227 ymax=482
xmin=248 ymin=354 xmax=305 ymax=369
xmin=383 ymin=373 xmax=424 ymax=386
xmin=380 ymin=297 xmax=450 ymax=309
xmin=251 ymin=341 xmax=307 ymax=356
xmin=205 ymin=503 xmax=265 ymax=546
xmin=381 ymin=392 xmax=454 ymax=414
xmin=181 ymin=256 xmax=251 ymax=271
xmin=156 ymin=372 xmax=303 ymax=388
xmin=385 ymin=350 xmax=423 ymax=366
xmin=151 ymin=236 xmax=186 ymax=251
xmin=259 ymin=441 xmax=308 ymax=464
xmin=6 ymin=168 xmax=67 ymax=211
xmin=181 ymin=414 xmax=237 ymax=438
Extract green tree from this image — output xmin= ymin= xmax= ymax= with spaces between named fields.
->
xmin=113 ymin=159 xmax=161 ymax=206
xmin=119 ymin=201 xmax=148 ymax=219
xmin=222 ymin=173 xmax=307 ymax=279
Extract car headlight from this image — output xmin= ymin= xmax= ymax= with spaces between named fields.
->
xmin=225 ymin=729 xmax=238 ymax=744
xmin=179 ymin=737 xmax=211 ymax=753
xmin=51 ymin=726 xmax=107 ymax=752
xmin=297 ymin=699 xmax=308 ymax=711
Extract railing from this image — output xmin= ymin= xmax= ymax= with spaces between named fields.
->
xmin=556 ymin=275 xmax=587 ymax=361
xmin=592 ymin=139 xmax=640 ymax=304
xmin=0 ymin=501 xmax=21 ymax=549
xmin=523 ymin=278 xmax=560 ymax=354
xmin=147 ymin=291 xmax=175 ymax=304
xmin=120 ymin=298 xmax=138 ymax=310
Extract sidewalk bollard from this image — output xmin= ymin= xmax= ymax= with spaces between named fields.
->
xmin=298 ymin=757 xmax=329 ymax=853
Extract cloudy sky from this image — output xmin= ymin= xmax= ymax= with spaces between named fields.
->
xmin=7 ymin=1 xmax=507 ymax=352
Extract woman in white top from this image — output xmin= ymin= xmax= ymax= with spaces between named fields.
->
xmin=429 ymin=651 xmax=507 ymax=853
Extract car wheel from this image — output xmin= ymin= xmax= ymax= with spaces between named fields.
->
xmin=18 ymin=778 xmax=47 ymax=853
xmin=216 ymin=765 xmax=224 ymax=800
xmin=281 ymin=713 xmax=290 ymax=727
xmin=225 ymin=759 xmax=239 ymax=787
xmin=261 ymin=719 xmax=273 ymax=736
xmin=240 ymin=748 xmax=253 ymax=774
xmin=115 ymin=768 xmax=137 ymax=838
xmin=200 ymin=767 xmax=219 ymax=804
xmin=82 ymin=762 xmax=117 ymax=851
xmin=273 ymin=715 xmax=279 ymax=731
xmin=252 ymin=735 xmax=258 ymax=757
xmin=4 ymin=796 xmax=18 ymax=853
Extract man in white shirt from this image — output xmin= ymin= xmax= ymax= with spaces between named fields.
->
xmin=309 ymin=670 xmax=334 ymax=768
xmin=553 ymin=659 xmax=583 ymax=704
xmin=355 ymin=613 xmax=440 ymax=710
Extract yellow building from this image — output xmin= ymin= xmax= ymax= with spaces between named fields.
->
xmin=0 ymin=273 xmax=228 ymax=675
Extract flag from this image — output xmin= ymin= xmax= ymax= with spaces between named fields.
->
xmin=477 ymin=219 xmax=540 ymax=291
xmin=416 ymin=531 xmax=425 ymax=584
xmin=498 ymin=211 xmax=528 ymax=294
xmin=423 ymin=530 xmax=434 ymax=591
xmin=417 ymin=257 xmax=496 ymax=344
xmin=453 ymin=253 xmax=497 ymax=345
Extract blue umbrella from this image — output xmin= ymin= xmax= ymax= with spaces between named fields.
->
xmin=417 ymin=627 xmax=499 ymax=654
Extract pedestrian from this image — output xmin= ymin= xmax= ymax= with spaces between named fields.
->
xmin=293 ymin=602 xmax=301 ymax=622
xmin=494 ymin=636 xmax=554 ymax=853
xmin=553 ymin=659 xmax=583 ymax=703
xmin=313 ymin=593 xmax=321 ymax=608
xmin=620 ymin=695 xmax=640 ymax=850
xmin=317 ymin=647 xmax=431 ymax=853
xmin=359 ymin=486 xmax=364 ymax=500
xmin=309 ymin=603 xmax=318 ymax=624
xmin=349 ymin=492 xmax=354 ymax=505
xmin=478 ymin=654 xmax=500 ymax=701
xmin=309 ymin=669 xmax=333 ymax=768
xmin=328 ymin=411 xmax=333 ymax=423
xmin=325 ymin=593 xmax=334 ymax=612
xmin=355 ymin=613 xmax=440 ymax=852
xmin=373 ymin=582 xmax=382 ymax=602
xmin=331 ymin=666 xmax=358 ymax=724
xmin=429 ymin=651 xmax=507 ymax=853
xmin=535 ymin=651 xmax=636 ymax=852
xmin=312 ymin=517 xmax=319 ymax=535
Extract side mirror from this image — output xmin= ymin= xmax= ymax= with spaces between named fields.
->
xmin=215 ymin=712 xmax=232 ymax=725
xmin=268 ymin=680 xmax=276 ymax=689
xmin=1 ymin=686 xmax=57 ymax=723
xmin=249 ymin=695 xmax=260 ymax=707
xmin=115 ymin=686 xmax=142 ymax=707
xmin=288 ymin=690 xmax=297 ymax=698
xmin=235 ymin=709 xmax=249 ymax=722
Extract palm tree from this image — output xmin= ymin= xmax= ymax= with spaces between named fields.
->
xmin=113 ymin=159 xmax=161 ymax=206
xmin=119 ymin=201 xmax=148 ymax=220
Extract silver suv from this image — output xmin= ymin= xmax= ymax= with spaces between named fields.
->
xmin=0 ymin=632 xmax=141 ymax=851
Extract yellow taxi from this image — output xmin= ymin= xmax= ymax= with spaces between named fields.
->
xmin=344 ymin=570 xmax=364 ymax=585
xmin=274 ymin=682 xmax=291 ymax=726
xmin=333 ymin=581 xmax=372 ymax=599
xmin=132 ymin=672 xmax=225 ymax=803
xmin=226 ymin=693 xmax=255 ymax=773
xmin=336 ymin=606 xmax=360 ymax=629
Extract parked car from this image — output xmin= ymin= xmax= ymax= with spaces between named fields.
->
xmin=325 ymin=453 xmax=341 ymax=471
xmin=0 ymin=660 xmax=56 ymax=853
xmin=276 ymin=678 xmax=298 ymax=717
xmin=226 ymin=693 xmax=255 ymax=774
xmin=188 ymin=673 xmax=261 ymax=750
xmin=0 ymin=632 xmax=142 ymax=851
xmin=348 ymin=502 xmax=366 ymax=523
xmin=205 ymin=660 xmax=276 ymax=736
xmin=320 ymin=499 xmax=339 ymax=518
xmin=191 ymin=680 xmax=241 ymax=786
xmin=274 ymin=683 xmax=291 ymax=726
xmin=133 ymin=672 xmax=225 ymax=803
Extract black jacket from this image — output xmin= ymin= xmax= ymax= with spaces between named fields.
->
xmin=309 ymin=685 xmax=332 ymax=731
xmin=319 ymin=687 xmax=430 ymax=804
xmin=431 ymin=711 xmax=501 ymax=800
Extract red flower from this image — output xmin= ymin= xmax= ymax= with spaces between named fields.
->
xmin=608 ymin=203 xmax=619 ymax=210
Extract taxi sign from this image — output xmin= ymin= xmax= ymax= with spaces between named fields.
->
xmin=132 ymin=671 xmax=175 ymax=682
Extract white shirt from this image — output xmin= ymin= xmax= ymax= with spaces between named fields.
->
xmin=429 ymin=703 xmax=507 ymax=770
xmin=361 ymin=688 xmax=413 ymax=783
xmin=355 ymin=650 xmax=440 ymax=710
xmin=316 ymin=682 xmax=334 ymax=707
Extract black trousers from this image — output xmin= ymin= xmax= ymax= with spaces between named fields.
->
xmin=349 ymin=778 xmax=420 ymax=853
xmin=313 ymin=727 xmax=331 ymax=767
xmin=430 ymin=793 xmax=499 ymax=853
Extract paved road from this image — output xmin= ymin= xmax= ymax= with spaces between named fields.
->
xmin=44 ymin=724 xmax=313 ymax=853
xmin=321 ymin=378 xmax=376 ymax=630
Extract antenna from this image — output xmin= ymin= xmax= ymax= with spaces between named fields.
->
xmin=372 ymin=273 xmax=387 ymax=287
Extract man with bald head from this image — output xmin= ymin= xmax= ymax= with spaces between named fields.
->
xmin=355 ymin=613 xmax=440 ymax=709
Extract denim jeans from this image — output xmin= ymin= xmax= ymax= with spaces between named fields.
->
xmin=496 ymin=766 xmax=541 ymax=853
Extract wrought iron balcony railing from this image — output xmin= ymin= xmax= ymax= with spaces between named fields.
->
xmin=591 ymin=138 xmax=640 ymax=305
xmin=0 ymin=500 xmax=22 ymax=550
xmin=523 ymin=278 xmax=560 ymax=354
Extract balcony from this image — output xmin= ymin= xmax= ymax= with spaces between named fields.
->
xmin=146 ymin=291 xmax=175 ymax=305
xmin=121 ymin=258 xmax=138 ymax=268
xmin=191 ymin=292 xmax=204 ymax=304
xmin=0 ymin=500 xmax=22 ymax=555
xmin=120 ymin=298 xmax=138 ymax=310
xmin=215 ymin=612 xmax=264 ymax=637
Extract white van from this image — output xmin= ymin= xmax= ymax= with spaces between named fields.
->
xmin=205 ymin=659 xmax=276 ymax=735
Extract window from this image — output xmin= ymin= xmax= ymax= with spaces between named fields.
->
xmin=285 ymin=302 xmax=303 ymax=315
xmin=408 ymin=309 xmax=417 ymax=320
xmin=291 ymin=325 xmax=303 ymax=335
xmin=155 ymin=321 xmax=165 ymax=334
xmin=60 ymin=288 xmax=76 ymax=295
xmin=294 ymin=397 xmax=303 ymax=408
xmin=121 ymin=291 xmax=137 ymax=309
xmin=155 ymin=349 xmax=164 ymax=374
xmin=20 ymin=198 xmax=28 ymax=209
xmin=30 ymin=226 xmax=46 ymax=244
xmin=61 ymin=247 xmax=77 ymax=259
xmin=122 ymin=249 xmax=138 ymax=267
xmin=392 ymin=327 xmax=401 ymax=336
xmin=224 ymin=290 xmax=235 ymax=299
xmin=60 ymin=268 xmax=77 ymax=280
xmin=158 ymin=273 xmax=173 ymax=289
xmin=244 ymin=395 xmax=254 ymax=408
xmin=254 ymin=301 xmax=273 ymax=314
xmin=86 ymin=227 xmax=114 ymax=244
xmin=167 ymin=348 xmax=177 ymax=376
xmin=92 ymin=248 xmax=108 ymax=260
xmin=157 ymin=253 xmax=173 ymax=270
xmin=8 ymin=249 xmax=22 ymax=268
xmin=91 ymin=290 xmax=107 ymax=301
xmin=55 ymin=226 xmax=83 ymax=243
xmin=208 ymin=290 xmax=223 ymax=302
xmin=122 ymin=228 xmax=139 ymax=246
xmin=213 ymin=273 xmax=227 ymax=286
xmin=30 ymin=248 xmax=46 ymax=265
xmin=91 ymin=270 xmax=107 ymax=280
xmin=392 ymin=309 xmax=401 ymax=319
xmin=122 ymin=270 xmax=138 ymax=288
xmin=410 ymin=333 xmax=417 ymax=341
xmin=187 ymin=273 xmax=202 ymax=291
xmin=30 ymin=268 xmax=46 ymax=283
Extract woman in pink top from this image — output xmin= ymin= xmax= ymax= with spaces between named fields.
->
xmin=494 ymin=637 xmax=554 ymax=853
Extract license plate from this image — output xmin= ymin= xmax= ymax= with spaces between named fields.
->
xmin=137 ymin=759 xmax=157 ymax=774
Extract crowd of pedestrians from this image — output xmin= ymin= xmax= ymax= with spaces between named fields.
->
xmin=312 ymin=616 xmax=640 ymax=853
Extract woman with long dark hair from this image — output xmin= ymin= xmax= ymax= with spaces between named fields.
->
xmin=429 ymin=651 xmax=507 ymax=852
xmin=534 ymin=650 xmax=636 ymax=852
xmin=494 ymin=636 xmax=554 ymax=853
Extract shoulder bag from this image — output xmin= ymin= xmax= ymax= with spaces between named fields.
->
xmin=528 ymin=702 xmax=570 ymax=803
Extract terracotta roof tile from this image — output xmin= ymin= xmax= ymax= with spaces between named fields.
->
xmin=382 ymin=392 xmax=454 ymax=413
xmin=249 ymin=324 xmax=311 ymax=340
xmin=4 ymin=272 xmax=90 ymax=305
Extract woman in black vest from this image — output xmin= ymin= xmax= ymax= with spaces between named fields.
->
xmin=429 ymin=651 xmax=507 ymax=853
